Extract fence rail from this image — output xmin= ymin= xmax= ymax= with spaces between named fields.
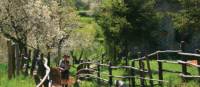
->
xmin=76 ymin=49 xmax=200 ymax=87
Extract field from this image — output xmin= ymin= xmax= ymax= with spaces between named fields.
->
xmin=0 ymin=64 xmax=99 ymax=87
xmin=1 ymin=60 xmax=200 ymax=87
xmin=0 ymin=64 xmax=35 ymax=87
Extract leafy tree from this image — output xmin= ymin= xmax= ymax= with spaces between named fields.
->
xmin=96 ymin=0 xmax=159 ymax=61
xmin=173 ymin=0 xmax=200 ymax=43
xmin=0 ymin=0 xmax=80 ymax=56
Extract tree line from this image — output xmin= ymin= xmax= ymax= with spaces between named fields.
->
xmin=95 ymin=0 xmax=200 ymax=61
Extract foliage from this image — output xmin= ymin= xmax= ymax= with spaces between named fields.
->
xmin=0 ymin=0 xmax=80 ymax=53
xmin=75 ymin=0 xmax=100 ymax=10
xmin=75 ymin=0 xmax=90 ymax=10
xmin=68 ymin=17 xmax=105 ymax=62
xmin=95 ymin=0 xmax=159 ymax=61
xmin=172 ymin=0 xmax=200 ymax=42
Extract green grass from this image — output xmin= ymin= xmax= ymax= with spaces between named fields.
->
xmin=0 ymin=63 xmax=99 ymax=87
xmin=79 ymin=16 xmax=94 ymax=24
xmin=0 ymin=64 xmax=35 ymax=87
xmin=1 ymin=59 xmax=199 ymax=87
xmin=78 ymin=81 xmax=99 ymax=87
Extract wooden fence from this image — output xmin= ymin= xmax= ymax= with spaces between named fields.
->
xmin=76 ymin=42 xmax=200 ymax=87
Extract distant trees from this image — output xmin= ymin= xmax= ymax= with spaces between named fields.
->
xmin=172 ymin=0 xmax=200 ymax=49
xmin=96 ymin=0 xmax=159 ymax=61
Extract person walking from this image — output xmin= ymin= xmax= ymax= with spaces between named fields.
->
xmin=59 ymin=55 xmax=71 ymax=87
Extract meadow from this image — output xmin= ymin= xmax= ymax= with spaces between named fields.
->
xmin=0 ymin=64 xmax=35 ymax=87
xmin=0 ymin=60 xmax=200 ymax=87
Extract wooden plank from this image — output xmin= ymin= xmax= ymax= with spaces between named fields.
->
xmin=157 ymin=60 xmax=178 ymax=64
xmin=180 ymin=74 xmax=200 ymax=78
xmin=178 ymin=52 xmax=200 ymax=58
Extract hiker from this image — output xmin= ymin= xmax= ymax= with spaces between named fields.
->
xmin=59 ymin=55 xmax=71 ymax=87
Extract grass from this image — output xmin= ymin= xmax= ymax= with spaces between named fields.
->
xmin=0 ymin=64 xmax=35 ymax=87
xmin=0 ymin=63 xmax=99 ymax=87
xmin=1 ymin=59 xmax=199 ymax=87
xmin=147 ymin=60 xmax=199 ymax=86
xmin=78 ymin=81 xmax=99 ymax=87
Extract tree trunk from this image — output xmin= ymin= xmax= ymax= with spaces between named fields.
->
xmin=15 ymin=43 xmax=20 ymax=75
xmin=7 ymin=41 xmax=12 ymax=79
xmin=7 ymin=41 xmax=15 ymax=79
xmin=57 ymin=40 xmax=62 ymax=65
xmin=125 ymin=40 xmax=129 ymax=66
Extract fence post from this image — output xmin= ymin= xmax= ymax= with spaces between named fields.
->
xmin=180 ymin=41 xmax=188 ymax=81
xmin=131 ymin=60 xmax=136 ymax=86
xmin=157 ymin=53 xmax=163 ymax=86
xmin=146 ymin=56 xmax=154 ymax=87
xmin=97 ymin=61 xmax=101 ymax=84
xmin=138 ymin=52 xmax=145 ymax=87
xmin=108 ymin=61 xmax=113 ymax=87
